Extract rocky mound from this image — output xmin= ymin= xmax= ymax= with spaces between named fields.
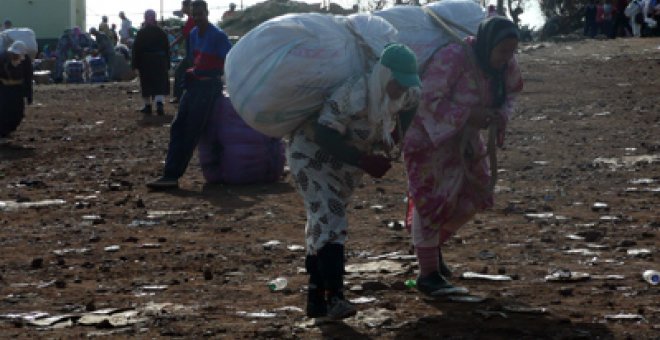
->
xmin=220 ymin=0 xmax=356 ymax=36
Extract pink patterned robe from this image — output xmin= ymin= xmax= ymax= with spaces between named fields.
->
xmin=402 ymin=38 xmax=523 ymax=243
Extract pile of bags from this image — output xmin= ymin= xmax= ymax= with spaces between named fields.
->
xmin=225 ymin=0 xmax=484 ymax=138
xmin=0 ymin=28 xmax=38 ymax=59
xmin=198 ymin=96 xmax=285 ymax=185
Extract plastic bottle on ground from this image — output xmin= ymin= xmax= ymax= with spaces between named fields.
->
xmin=405 ymin=279 xmax=417 ymax=288
xmin=268 ymin=277 xmax=288 ymax=291
xmin=642 ymin=270 xmax=659 ymax=285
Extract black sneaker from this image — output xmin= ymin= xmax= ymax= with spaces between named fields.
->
xmin=146 ymin=177 xmax=178 ymax=190
xmin=156 ymin=102 xmax=165 ymax=115
xmin=416 ymin=271 xmax=457 ymax=296
xmin=139 ymin=105 xmax=152 ymax=114
xmin=326 ymin=296 xmax=357 ymax=320
xmin=306 ymin=287 xmax=327 ymax=318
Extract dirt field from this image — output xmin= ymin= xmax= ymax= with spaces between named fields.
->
xmin=0 ymin=37 xmax=658 ymax=339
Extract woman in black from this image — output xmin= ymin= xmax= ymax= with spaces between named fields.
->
xmin=132 ymin=9 xmax=170 ymax=115
xmin=0 ymin=41 xmax=33 ymax=142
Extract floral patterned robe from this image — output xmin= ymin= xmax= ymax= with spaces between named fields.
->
xmin=402 ymin=38 xmax=523 ymax=243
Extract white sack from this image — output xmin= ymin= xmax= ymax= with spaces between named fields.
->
xmin=225 ymin=13 xmax=398 ymax=138
xmin=375 ymin=0 xmax=485 ymax=68
xmin=0 ymin=28 xmax=38 ymax=60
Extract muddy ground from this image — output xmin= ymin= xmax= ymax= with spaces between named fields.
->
xmin=0 ymin=37 xmax=658 ymax=339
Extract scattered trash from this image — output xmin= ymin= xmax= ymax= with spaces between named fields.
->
xmin=627 ymin=249 xmax=652 ymax=258
xmin=630 ymin=178 xmax=655 ymax=185
xmin=591 ymin=275 xmax=625 ymax=280
xmin=564 ymin=248 xmax=601 ymax=256
xmin=591 ymin=202 xmax=609 ymax=212
xmin=262 ymin=240 xmax=282 ymax=250
xmin=478 ymin=250 xmax=496 ymax=260
xmin=146 ymin=210 xmax=187 ymax=219
xmin=367 ymin=251 xmax=416 ymax=261
xmin=545 ymin=269 xmax=590 ymax=282
xmin=104 ymin=245 xmax=120 ymax=252
xmin=503 ymin=305 xmax=548 ymax=314
xmin=287 ymin=244 xmax=305 ymax=252
xmin=431 ymin=286 xmax=470 ymax=296
xmin=460 ymin=272 xmax=512 ymax=281
xmin=345 ymin=260 xmax=406 ymax=275
xmin=599 ymin=215 xmax=621 ymax=223
xmin=139 ymin=243 xmax=162 ymax=249
xmin=0 ymin=199 xmax=66 ymax=211
xmin=267 ymin=277 xmax=288 ymax=291
xmin=386 ymin=220 xmax=405 ymax=230
xmin=349 ymin=296 xmax=377 ymax=304
xmin=52 ymin=248 xmax=90 ymax=256
xmin=356 ymin=308 xmax=392 ymax=328
xmin=448 ymin=295 xmax=486 ymax=303
xmin=566 ymin=234 xmax=585 ymax=240
xmin=642 ymin=270 xmax=659 ymax=285
xmin=404 ymin=279 xmax=416 ymax=288
xmin=273 ymin=306 xmax=303 ymax=313
xmin=138 ymin=286 xmax=167 ymax=293
xmin=524 ymin=212 xmax=554 ymax=221
xmin=128 ymin=219 xmax=158 ymax=227
xmin=604 ymin=313 xmax=645 ymax=321
xmin=237 ymin=310 xmax=277 ymax=318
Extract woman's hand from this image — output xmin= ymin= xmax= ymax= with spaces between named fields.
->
xmin=467 ymin=106 xmax=499 ymax=129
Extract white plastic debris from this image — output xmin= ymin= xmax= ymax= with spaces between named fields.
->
xmin=286 ymin=244 xmax=305 ymax=252
xmin=460 ymin=272 xmax=512 ymax=281
xmin=0 ymin=199 xmax=66 ymax=211
xmin=627 ymin=249 xmax=652 ymax=257
xmin=350 ymin=296 xmax=377 ymax=304
xmin=237 ymin=310 xmax=277 ymax=318
xmin=104 ymin=245 xmax=121 ymax=252
xmin=545 ymin=270 xmax=590 ymax=282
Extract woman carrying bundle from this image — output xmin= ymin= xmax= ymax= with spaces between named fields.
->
xmin=402 ymin=17 xmax=523 ymax=295
xmin=288 ymin=43 xmax=421 ymax=320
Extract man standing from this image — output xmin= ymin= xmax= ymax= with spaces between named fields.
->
xmin=169 ymin=0 xmax=194 ymax=104
xmin=98 ymin=16 xmax=113 ymax=41
xmin=147 ymin=0 xmax=232 ymax=189
xmin=90 ymin=27 xmax=115 ymax=79
xmin=118 ymin=11 xmax=132 ymax=45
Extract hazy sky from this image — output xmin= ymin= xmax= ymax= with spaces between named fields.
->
xmin=86 ymin=0 xmax=544 ymax=30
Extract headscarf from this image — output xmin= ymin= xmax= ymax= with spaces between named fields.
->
xmin=366 ymin=62 xmax=419 ymax=146
xmin=144 ymin=10 xmax=157 ymax=26
xmin=472 ymin=16 xmax=519 ymax=108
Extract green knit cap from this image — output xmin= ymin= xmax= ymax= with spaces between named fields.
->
xmin=379 ymin=43 xmax=421 ymax=88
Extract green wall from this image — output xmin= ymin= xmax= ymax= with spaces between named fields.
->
xmin=0 ymin=0 xmax=86 ymax=40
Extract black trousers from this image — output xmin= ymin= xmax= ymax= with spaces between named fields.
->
xmin=0 ymin=86 xmax=26 ymax=137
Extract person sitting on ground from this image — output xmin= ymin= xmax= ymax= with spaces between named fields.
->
xmin=288 ymin=43 xmax=421 ymax=320
xmin=402 ymin=17 xmax=523 ymax=296
xmin=146 ymin=0 xmax=232 ymax=189
xmin=0 ymin=41 xmax=33 ymax=143
xmin=132 ymin=9 xmax=170 ymax=115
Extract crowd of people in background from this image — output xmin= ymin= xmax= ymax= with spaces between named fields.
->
xmin=583 ymin=0 xmax=660 ymax=38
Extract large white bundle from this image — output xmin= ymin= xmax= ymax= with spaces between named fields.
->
xmin=0 ymin=28 xmax=38 ymax=59
xmin=225 ymin=13 xmax=398 ymax=138
xmin=375 ymin=0 xmax=485 ymax=68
